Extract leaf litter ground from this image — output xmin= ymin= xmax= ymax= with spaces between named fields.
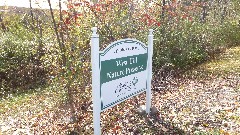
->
xmin=0 ymin=47 xmax=240 ymax=134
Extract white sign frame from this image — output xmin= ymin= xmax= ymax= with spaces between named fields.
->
xmin=91 ymin=27 xmax=153 ymax=135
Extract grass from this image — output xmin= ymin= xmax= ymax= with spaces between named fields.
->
xmin=204 ymin=47 xmax=240 ymax=73
xmin=184 ymin=46 xmax=240 ymax=79
xmin=0 ymin=84 xmax=65 ymax=121
xmin=194 ymin=129 xmax=221 ymax=135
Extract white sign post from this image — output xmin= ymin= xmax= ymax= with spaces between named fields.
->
xmin=91 ymin=27 xmax=153 ymax=135
xmin=146 ymin=29 xmax=153 ymax=114
xmin=91 ymin=27 xmax=101 ymax=135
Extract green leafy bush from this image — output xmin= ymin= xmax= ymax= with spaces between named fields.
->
xmin=153 ymin=20 xmax=209 ymax=69
xmin=219 ymin=22 xmax=240 ymax=47
xmin=0 ymin=17 xmax=47 ymax=96
xmin=1 ymin=0 xmax=240 ymax=97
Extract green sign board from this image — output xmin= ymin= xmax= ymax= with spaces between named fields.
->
xmin=100 ymin=53 xmax=148 ymax=84
xmin=99 ymin=39 xmax=148 ymax=111
xmin=90 ymin=27 xmax=153 ymax=135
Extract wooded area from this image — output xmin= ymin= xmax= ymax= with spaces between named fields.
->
xmin=0 ymin=0 xmax=240 ymax=134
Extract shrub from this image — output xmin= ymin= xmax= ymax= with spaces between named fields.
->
xmin=153 ymin=19 xmax=209 ymax=69
xmin=0 ymin=16 xmax=47 ymax=97
xmin=219 ymin=22 xmax=240 ymax=47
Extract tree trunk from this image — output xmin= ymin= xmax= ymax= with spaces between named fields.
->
xmin=29 ymin=0 xmax=35 ymax=30
xmin=221 ymin=0 xmax=228 ymax=24
xmin=59 ymin=0 xmax=76 ymax=118
xmin=0 ymin=15 xmax=6 ymax=31
xmin=201 ymin=0 xmax=208 ymax=23
xmin=59 ymin=0 xmax=65 ymax=49
xmin=47 ymin=0 xmax=66 ymax=66
xmin=161 ymin=0 xmax=166 ymax=21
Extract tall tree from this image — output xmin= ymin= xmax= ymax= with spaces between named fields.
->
xmin=221 ymin=0 xmax=228 ymax=23
xmin=29 ymin=0 xmax=35 ymax=28
xmin=161 ymin=0 xmax=166 ymax=21
xmin=47 ymin=0 xmax=66 ymax=66
xmin=201 ymin=0 xmax=208 ymax=23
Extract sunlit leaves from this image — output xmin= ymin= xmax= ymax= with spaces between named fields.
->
xmin=1 ymin=0 xmax=240 ymax=134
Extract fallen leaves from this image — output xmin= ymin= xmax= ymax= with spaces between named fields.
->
xmin=1 ymin=47 xmax=240 ymax=134
xmin=161 ymin=126 xmax=169 ymax=132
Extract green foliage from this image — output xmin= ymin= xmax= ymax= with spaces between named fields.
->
xmin=2 ymin=0 xmax=240 ymax=96
xmin=1 ymin=1 xmax=240 ymax=134
xmin=0 ymin=14 xmax=47 ymax=96
xmin=154 ymin=20 xmax=209 ymax=69
xmin=0 ymin=33 xmax=32 ymax=71
xmin=89 ymin=1 xmax=153 ymax=46
xmin=51 ymin=1 xmax=157 ymax=94
xmin=218 ymin=22 xmax=240 ymax=46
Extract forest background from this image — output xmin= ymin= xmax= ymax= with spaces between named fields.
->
xmin=0 ymin=0 xmax=240 ymax=134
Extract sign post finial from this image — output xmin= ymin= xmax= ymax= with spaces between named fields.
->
xmin=149 ymin=29 xmax=153 ymax=35
xmin=92 ymin=27 xmax=98 ymax=36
